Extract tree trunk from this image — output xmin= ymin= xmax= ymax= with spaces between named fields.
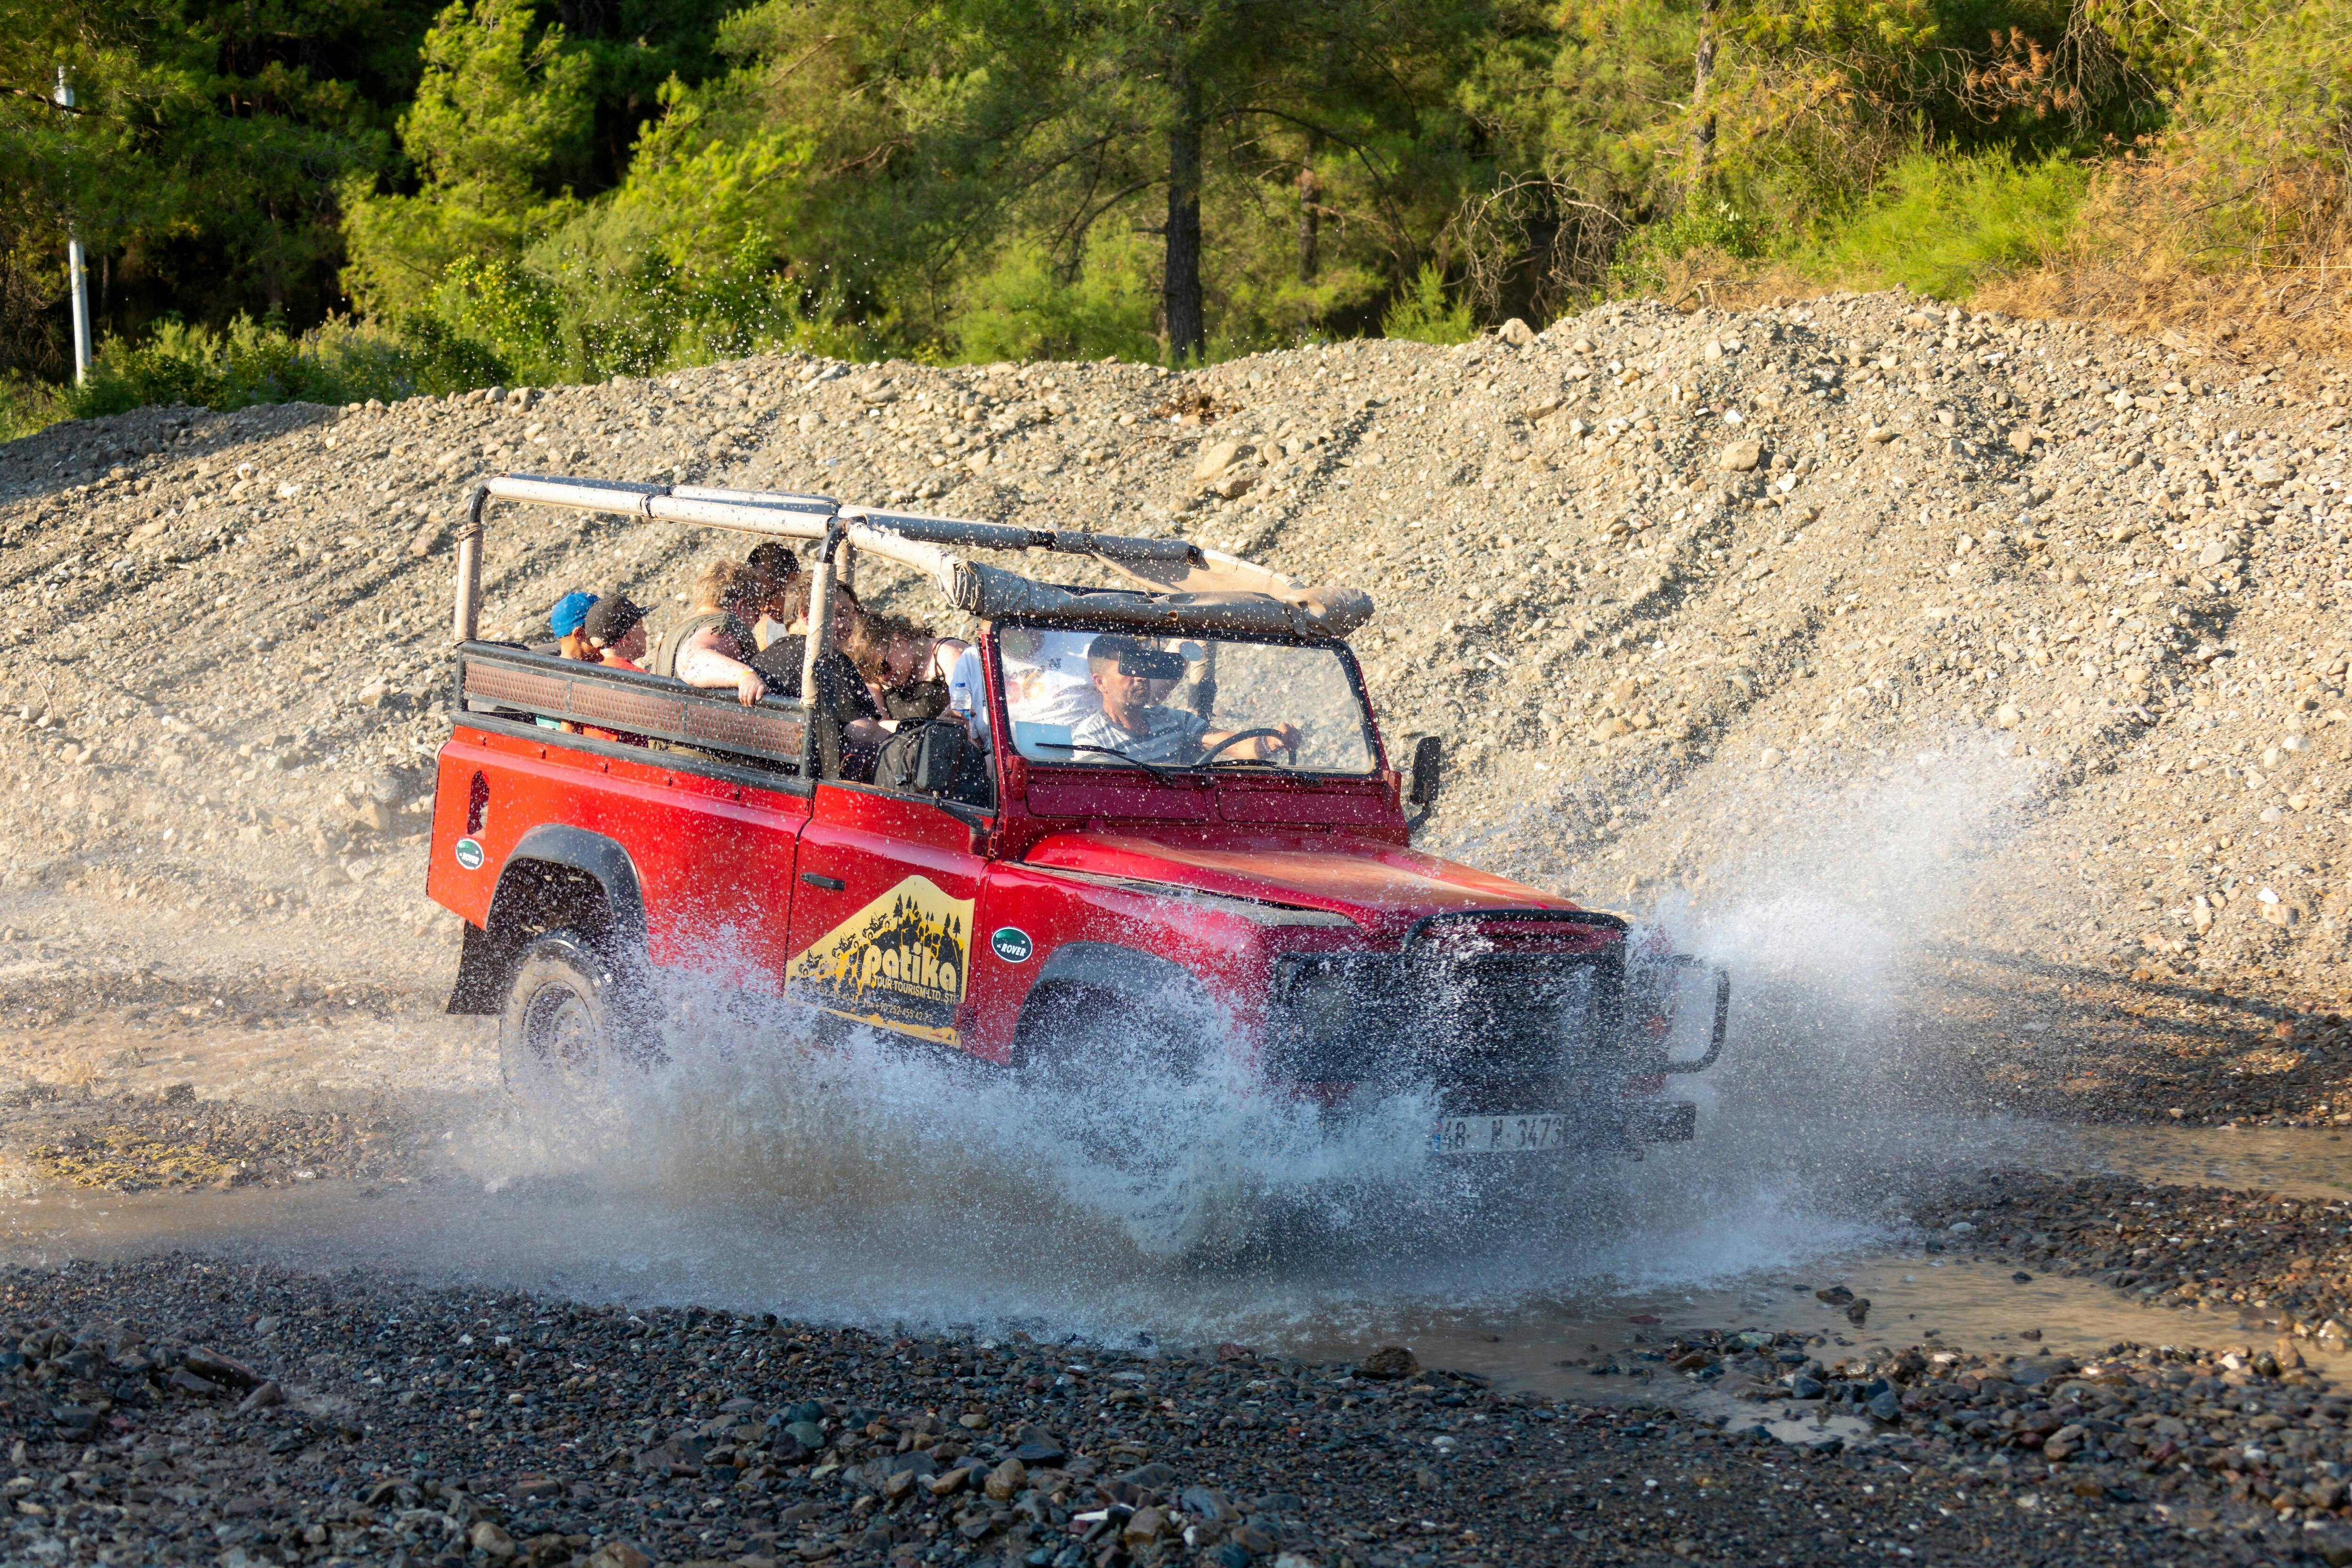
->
xmin=1690 ymin=0 xmax=1720 ymax=191
xmin=1164 ymin=65 xmax=1207 ymax=366
xmin=1296 ymin=133 xmax=1321 ymax=284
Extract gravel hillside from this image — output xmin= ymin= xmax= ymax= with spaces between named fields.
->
xmin=2 ymin=290 xmax=2349 ymax=1120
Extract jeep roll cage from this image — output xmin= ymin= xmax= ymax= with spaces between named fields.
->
xmin=455 ymin=472 xmax=1374 ymax=662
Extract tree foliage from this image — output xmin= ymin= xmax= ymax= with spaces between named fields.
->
xmin=17 ymin=0 xmax=2351 ymax=420
xmin=340 ymin=0 xmax=593 ymax=315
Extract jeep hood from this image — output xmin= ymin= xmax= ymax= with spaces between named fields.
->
xmin=1020 ymin=832 xmax=1599 ymax=939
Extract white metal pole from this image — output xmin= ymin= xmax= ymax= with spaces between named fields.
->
xmin=55 ymin=69 xmax=90 ymax=384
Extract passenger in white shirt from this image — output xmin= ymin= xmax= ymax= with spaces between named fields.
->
xmin=999 ymin=627 xmax=1104 ymax=728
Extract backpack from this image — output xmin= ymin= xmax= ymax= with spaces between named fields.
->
xmin=875 ymin=719 xmax=992 ymax=805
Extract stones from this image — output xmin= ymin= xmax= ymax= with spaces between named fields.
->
xmin=1716 ymin=439 xmax=1764 ymax=472
xmin=1122 ymin=1506 xmax=1170 ymax=1547
xmin=983 ymin=1457 xmax=1026 ymax=1500
xmin=470 ymin=1520 xmax=516 ymax=1558
xmin=1497 ymin=318 xmax=1537 ymax=348
xmin=236 ymin=1378 xmax=284 ymax=1413
xmin=1194 ymin=439 xmax=1248 ymax=483
xmin=1358 ymin=1345 xmax=1421 ymax=1380
xmin=2008 ymin=428 xmax=2036 ymax=455
xmin=1181 ymin=1486 xmax=1240 ymax=1523
xmin=1009 ymin=1423 xmax=1066 ymax=1465
xmin=183 ymin=1348 xmax=263 ymax=1389
xmin=585 ymin=1544 xmax=651 ymax=1568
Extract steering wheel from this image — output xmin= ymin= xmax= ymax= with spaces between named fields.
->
xmin=1197 ymin=727 xmax=1295 ymax=766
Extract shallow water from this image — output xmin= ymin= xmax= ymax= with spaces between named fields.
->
xmin=2074 ymin=1123 xmax=2352 ymax=1202
xmin=0 ymin=1103 xmax=2279 ymax=1423
xmin=14 ymin=963 xmax=2352 ymax=1438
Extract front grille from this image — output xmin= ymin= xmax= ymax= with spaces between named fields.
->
xmin=1267 ymin=931 xmax=1626 ymax=1104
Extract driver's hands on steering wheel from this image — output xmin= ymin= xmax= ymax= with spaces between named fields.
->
xmin=1251 ymin=722 xmax=1303 ymax=760
xmin=1197 ymin=724 xmax=1303 ymax=766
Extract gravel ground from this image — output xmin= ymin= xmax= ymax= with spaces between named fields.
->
xmin=8 ymin=299 xmax=2352 ymax=1562
xmin=6 ymin=1251 xmax=2336 ymax=1568
xmin=1 ymin=291 xmax=2348 ymax=1129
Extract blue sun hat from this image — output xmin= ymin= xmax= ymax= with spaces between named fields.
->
xmin=549 ymin=590 xmax=599 ymax=637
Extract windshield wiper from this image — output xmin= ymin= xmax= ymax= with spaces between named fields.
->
xmin=1030 ymin=740 xmax=1184 ymax=780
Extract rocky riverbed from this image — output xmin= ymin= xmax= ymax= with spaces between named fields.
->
xmin=12 ymin=1243 xmax=2351 ymax=1568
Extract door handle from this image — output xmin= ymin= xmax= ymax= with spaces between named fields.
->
xmin=800 ymin=872 xmax=845 ymax=891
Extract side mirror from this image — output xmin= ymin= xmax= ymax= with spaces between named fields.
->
xmin=912 ymin=721 xmax=969 ymax=795
xmin=1407 ymin=734 xmax=1443 ymax=808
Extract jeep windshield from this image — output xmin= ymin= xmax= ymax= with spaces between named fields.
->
xmin=995 ymin=627 xmax=1380 ymax=776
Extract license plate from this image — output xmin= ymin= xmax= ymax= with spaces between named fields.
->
xmin=1430 ymin=1112 xmax=1576 ymax=1155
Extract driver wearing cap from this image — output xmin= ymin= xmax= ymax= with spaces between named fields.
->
xmin=1067 ymin=635 xmax=1300 ymax=766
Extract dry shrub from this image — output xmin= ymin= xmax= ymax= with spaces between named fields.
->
xmin=1643 ymin=247 xmax=1839 ymax=313
xmin=1974 ymin=157 xmax=2352 ymax=365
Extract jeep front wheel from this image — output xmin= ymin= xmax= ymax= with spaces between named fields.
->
xmin=498 ymin=932 xmax=647 ymax=1106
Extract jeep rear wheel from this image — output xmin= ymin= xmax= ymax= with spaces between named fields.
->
xmin=498 ymin=932 xmax=651 ymax=1106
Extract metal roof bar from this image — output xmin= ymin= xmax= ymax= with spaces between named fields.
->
xmin=454 ymin=471 xmax=1372 ymax=645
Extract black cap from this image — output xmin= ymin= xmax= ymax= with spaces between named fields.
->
xmin=583 ymin=594 xmax=646 ymax=644
xmin=1087 ymin=633 xmax=1184 ymax=679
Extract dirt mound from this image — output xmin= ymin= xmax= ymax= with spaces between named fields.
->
xmin=2 ymin=291 xmax=2348 ymax=1120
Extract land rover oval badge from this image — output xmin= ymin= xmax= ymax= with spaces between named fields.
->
xmin=453 ymin=837 xmax=485 ymax=871
xmin=990 ymin=926 xmax=1034 ymax=963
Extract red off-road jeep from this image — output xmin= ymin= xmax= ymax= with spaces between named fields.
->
xmin=426 ymin=475 xmax=1726 ymax=1165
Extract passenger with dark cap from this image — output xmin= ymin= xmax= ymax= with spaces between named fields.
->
xmin=573 ymin=593 xmax=652 ymax=747
xmin=581 ymin=593 xmax=649 ymax=672
xmin=1065 ymin=635 xmax=1300 ymax=766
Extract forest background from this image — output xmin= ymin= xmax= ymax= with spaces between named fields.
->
xmin=5 ymin=0 xmax=2350 ymax=433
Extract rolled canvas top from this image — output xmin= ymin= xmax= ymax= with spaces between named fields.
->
xmin=464 ymin=471 xmax=1374 ymax=640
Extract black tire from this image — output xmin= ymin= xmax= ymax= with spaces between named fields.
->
xmin=497 ymin=931 xmax=654 ymax=1107
xmin=1012 ymin=982 xmax=1206 ymax=1090
xmin=1012 ymin=983 xmax=1260 ymax=1264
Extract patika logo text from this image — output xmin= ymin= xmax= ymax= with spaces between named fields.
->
xmin=786 ymin=875 xmax=974 ymax=1046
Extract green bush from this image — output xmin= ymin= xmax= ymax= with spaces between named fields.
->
xmin=1607 ymin=194 xmax=1775 ymax=295
xmin=65 ymin=314 xmax=431 ymax=418
xmin=948 ymin=239 xmax=1162 ymax=365
xmin=1380 ymin=264 xmax=1477 ymax=345
xmin=0 ymin=373 xmax=68 ymax=442
xmin=1803 ymin=150 xmax=2089 ymax=299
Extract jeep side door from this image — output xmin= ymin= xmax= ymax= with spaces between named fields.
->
xmin=781 ymin=780 xmax=991 ymax=1051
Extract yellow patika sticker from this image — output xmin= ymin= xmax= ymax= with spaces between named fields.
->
xmin=787 ymin=874 xmax=975 ymax=1045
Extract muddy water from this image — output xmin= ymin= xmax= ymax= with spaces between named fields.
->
xmin=11 ymin=982 xmax=2352 ymax=1444
xmin=0 ymin=1115 xmax=2287 ymax=1422
xmin=2076 ymin=1123 xmax=2352 ymax=1202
